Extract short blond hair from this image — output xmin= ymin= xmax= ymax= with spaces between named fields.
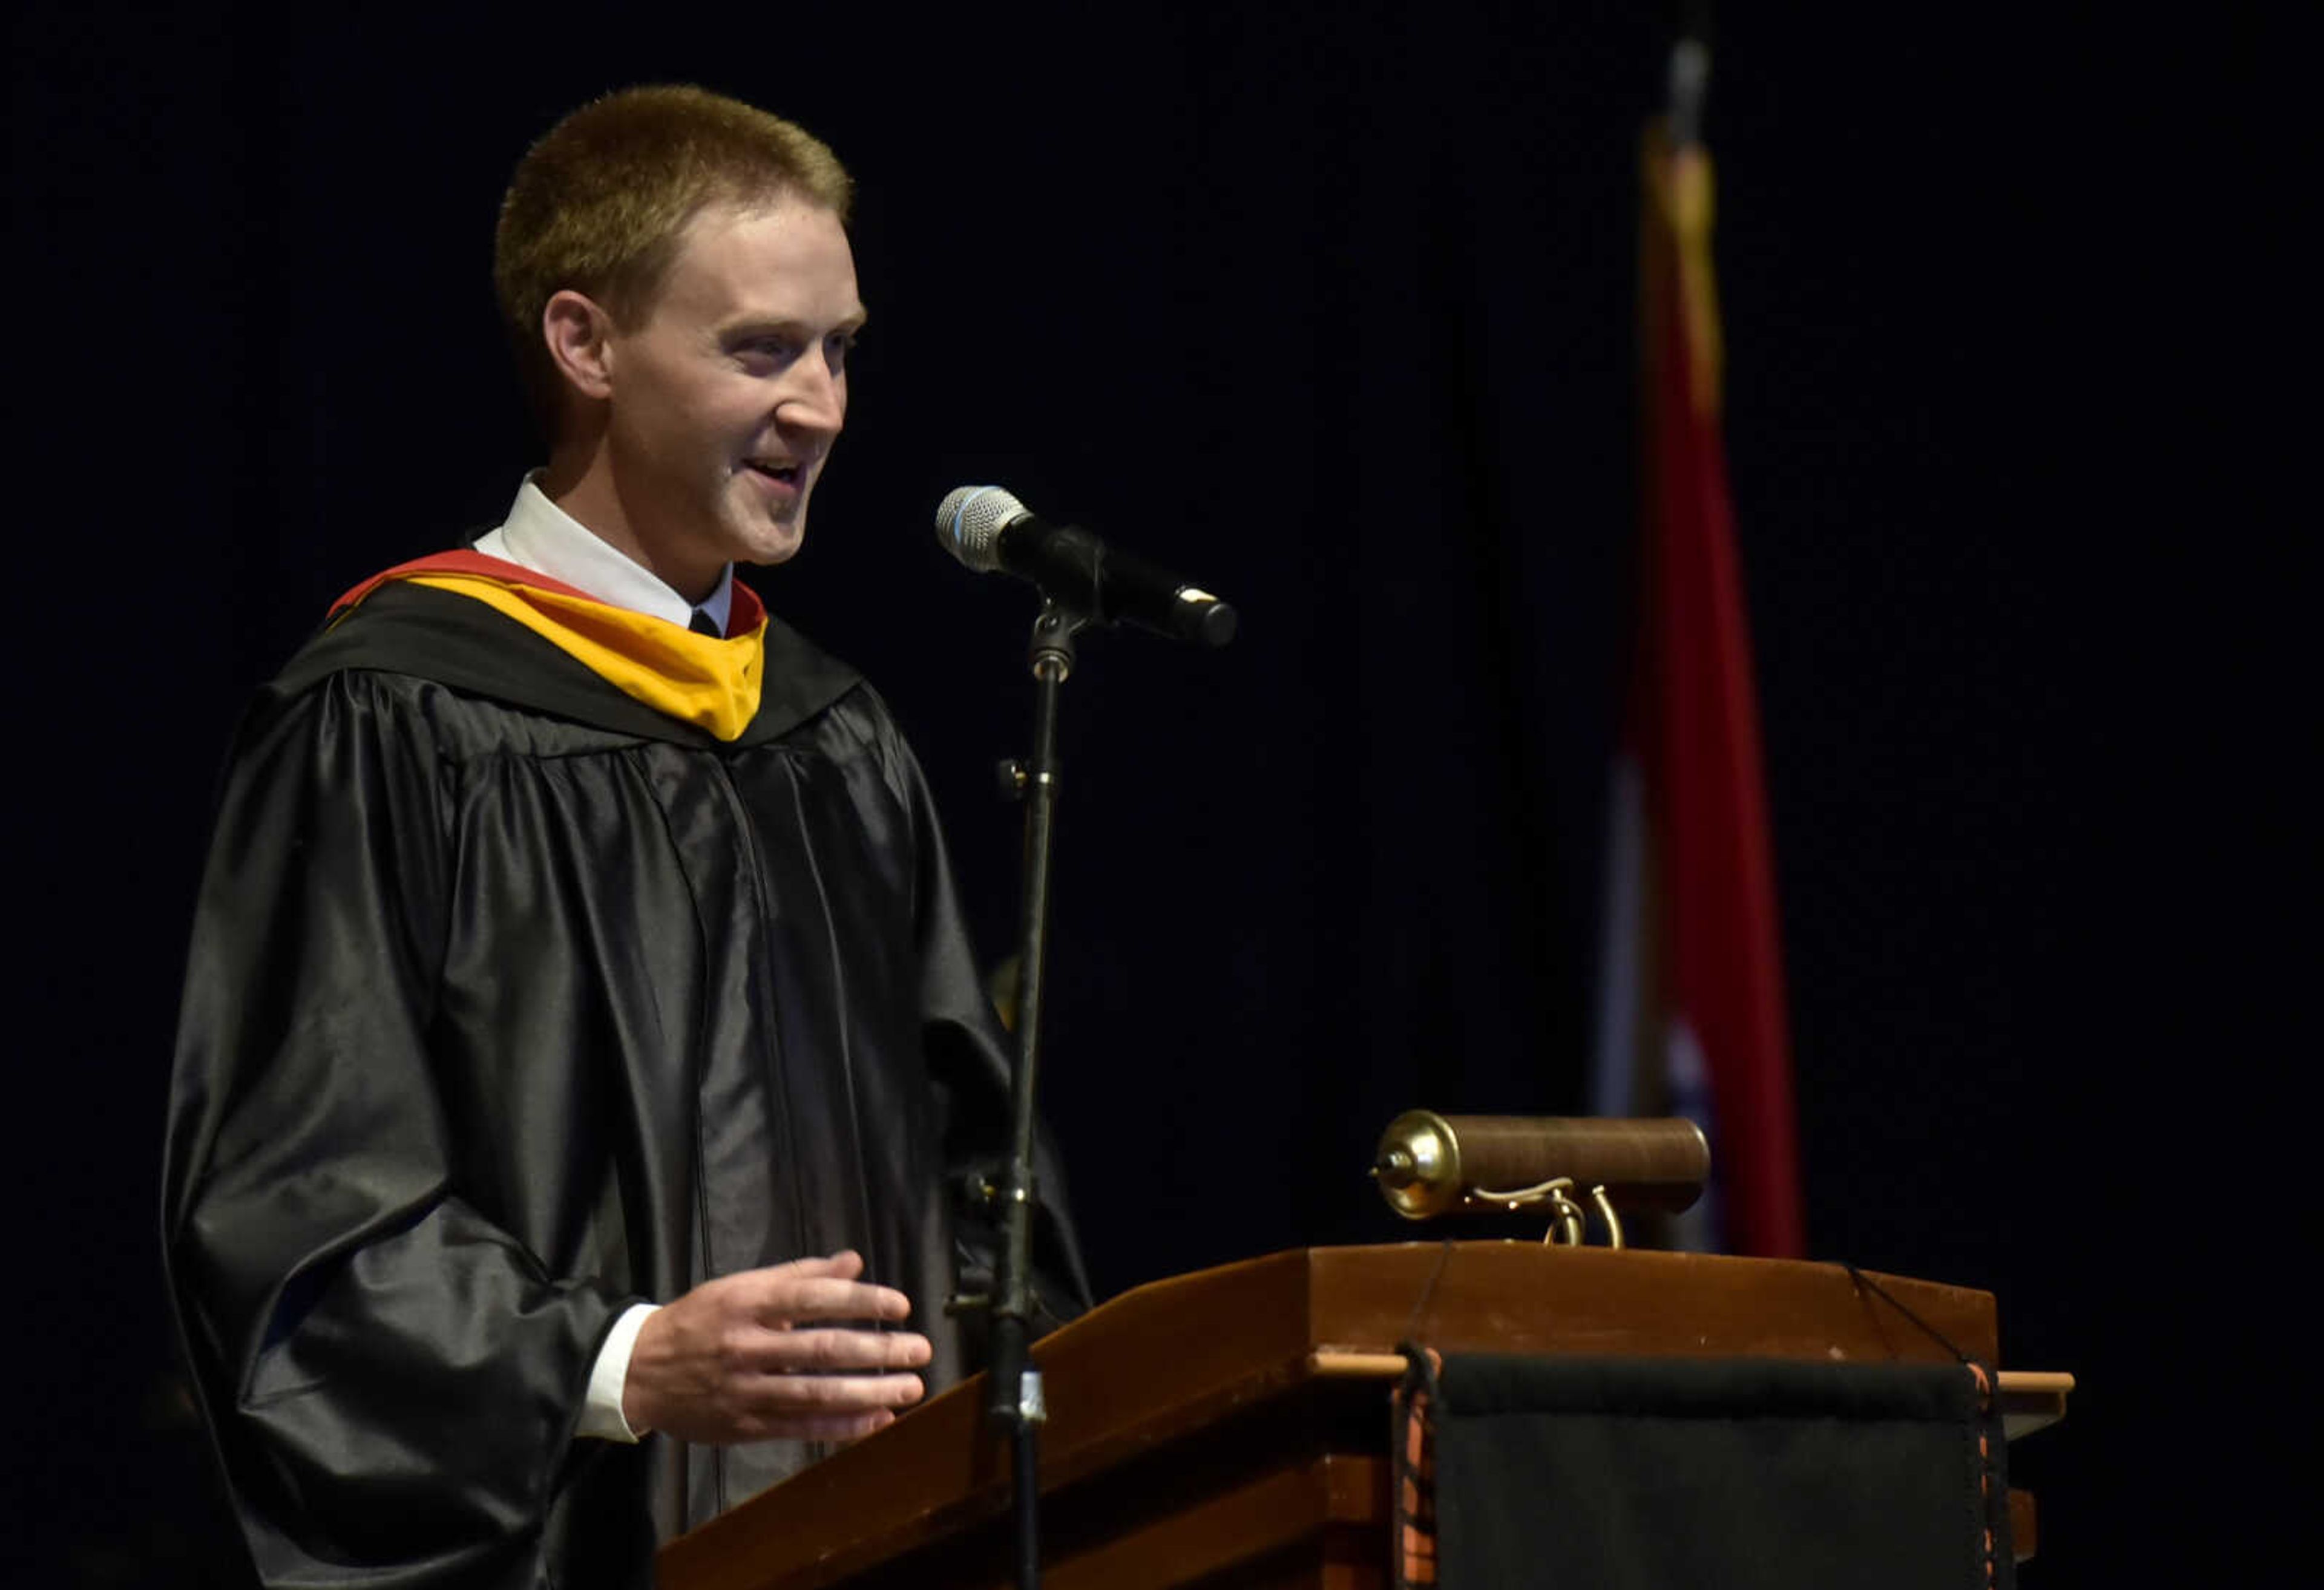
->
xmin=493 ymin=85 xmax=853 ymax=437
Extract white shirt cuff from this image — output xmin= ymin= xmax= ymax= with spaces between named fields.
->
xmin=577 ymin=1302 xmax=660 ymax=1442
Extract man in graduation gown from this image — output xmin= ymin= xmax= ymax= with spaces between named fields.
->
xmin=162 ymin=86 xmax=1086 ymax=1588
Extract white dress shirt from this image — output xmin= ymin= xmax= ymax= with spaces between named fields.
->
xmin=474 ymin=474 xmax=735 ymax=636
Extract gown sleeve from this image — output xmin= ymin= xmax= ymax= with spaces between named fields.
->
xmin=161 ymin=671 xmax=622 ymax=1585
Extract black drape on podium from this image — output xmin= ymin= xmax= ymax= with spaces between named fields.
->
xmin=1397 ymin=1352 xmax=2012 ymax=1589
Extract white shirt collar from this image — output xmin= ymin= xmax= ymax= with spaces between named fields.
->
xmin=472 ymin=475 xmax=734 ymax=634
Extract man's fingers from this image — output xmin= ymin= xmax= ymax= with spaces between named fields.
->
xmin=744 ymin=1274 xmax=913 ymax=1326
xmin=741 ymin=1369 xmax=926 ymax=1416
xmin=744 ymin=1327 xmax=932 ymax=1374
xmin=634 ymin=1258 xmax=933 ymax=1447
xmin=765 ymin=1249 xmax=865 ymax=1281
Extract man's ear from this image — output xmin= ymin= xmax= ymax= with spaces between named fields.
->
xmin=542 ymin=290 xmax=617 ymax=402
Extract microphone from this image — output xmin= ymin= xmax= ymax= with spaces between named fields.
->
xmin=934 ymin=486 xmax=1238 ymax=648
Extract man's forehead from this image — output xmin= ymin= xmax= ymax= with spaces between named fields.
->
xmin=658 ymin=198 xmax=862 ymax=325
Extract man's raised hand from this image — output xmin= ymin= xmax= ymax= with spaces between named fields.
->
xmin=621 ymin=1250 xmax=933 ymax=1444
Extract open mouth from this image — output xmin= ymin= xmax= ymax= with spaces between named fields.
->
xmin=745 ymin=459 xmax=805 ymax=487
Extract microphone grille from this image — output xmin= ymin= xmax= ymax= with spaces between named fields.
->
xmin=934 ymin=485 xmax=1025 ymax=572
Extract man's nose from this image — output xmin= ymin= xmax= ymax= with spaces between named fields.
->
xmin=776 ymin=358 xmax=845 ymax=434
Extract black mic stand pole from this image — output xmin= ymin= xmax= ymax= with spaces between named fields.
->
xmin=986 ymin=599 xmax=1085 ymax=1590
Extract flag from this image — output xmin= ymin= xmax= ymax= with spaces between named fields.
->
xmin=1590 ymin=108 xmax=1805 ymax=1260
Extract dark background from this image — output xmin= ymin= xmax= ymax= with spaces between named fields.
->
xmin=10 ymin=5 xmax=2240 ymax=1585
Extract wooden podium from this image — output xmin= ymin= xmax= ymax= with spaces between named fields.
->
xmin=658 ymin=1244 xmax=2067 ymax=1589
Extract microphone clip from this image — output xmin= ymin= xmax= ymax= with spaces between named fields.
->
xmin=1028 ymin=600 xmax=1091 ymax=683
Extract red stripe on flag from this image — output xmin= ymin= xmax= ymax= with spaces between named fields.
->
xmin=1636 ymin=134 xmax=1805 ymax=1259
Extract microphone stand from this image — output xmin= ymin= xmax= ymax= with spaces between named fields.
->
xmin=984 ymin=598 xmax=1085 ymax=1590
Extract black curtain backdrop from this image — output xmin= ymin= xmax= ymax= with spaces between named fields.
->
xmin=8 ymin=6 xmax=2227 ymax=1586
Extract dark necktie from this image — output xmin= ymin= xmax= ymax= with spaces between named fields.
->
xmin=689 ymin=609 xmax=721 ymax=638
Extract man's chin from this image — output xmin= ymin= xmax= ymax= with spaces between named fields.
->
xmin=740 ymin=526 xmax=806 ymax=568
xmin=725 ymin=505 xmax=808 ymax=568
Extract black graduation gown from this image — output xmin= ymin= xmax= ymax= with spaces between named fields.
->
xmin=162 ymin=581 xmax=1086 ymax=1588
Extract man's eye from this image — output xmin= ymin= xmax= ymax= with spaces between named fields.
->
xmin=825 ymin=332 xmax=858 ymax=367
xmin=732 ymin=339 xmax=798 ymax=368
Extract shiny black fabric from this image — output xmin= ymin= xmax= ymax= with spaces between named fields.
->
xmin=163 ymin=582 xmax=1087 ymax=1589
xmin=1428 ymin=1355 xmax=2012 ymax=1590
